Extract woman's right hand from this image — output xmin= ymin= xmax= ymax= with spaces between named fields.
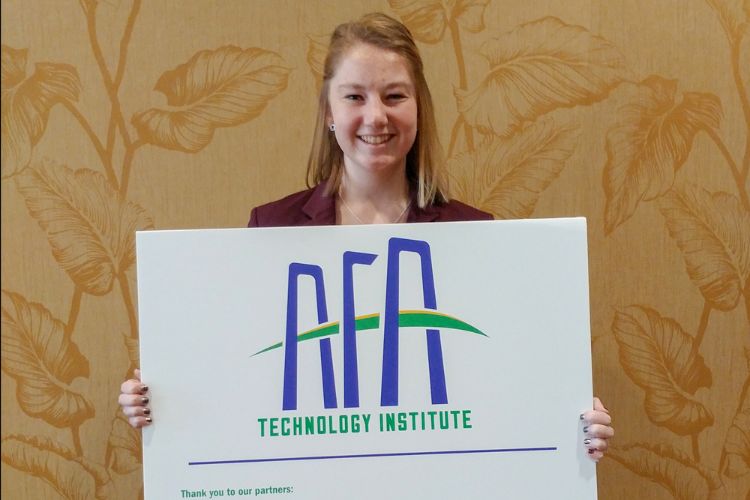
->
xmin=118 ymin=368 xmax=152 ymax=428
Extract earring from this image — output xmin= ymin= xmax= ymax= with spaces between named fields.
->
xmin=328 ymin=123 xmax=336 ymax=132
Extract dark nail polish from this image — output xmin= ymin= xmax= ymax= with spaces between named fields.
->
xmin=583 ymin=426 xmax=589 ymax=433
xmin=140 ymin=385 xmax=149 ymax=394
xmin=143 ymin=408 xmax=151 ymax=415
xmin=145 ymin=417 xmax=152 ymax=424
xmin=141 ymin=396 xmax=149 ymax=404
xmin=580 ymin=413 xmax=585 ymax=420
xmin=588 ymin=449 xmax=595 ymax=455
xmin=584 ymin=439 xmax=591 ymax=445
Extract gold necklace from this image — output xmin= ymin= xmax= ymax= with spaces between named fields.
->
xmin=338 ymin=194 xmax=411 ymax=224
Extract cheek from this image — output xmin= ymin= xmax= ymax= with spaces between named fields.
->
xmin=332 ymin=130 xmax=347 ymax=149
xmin=400 ymin=104 xmax=418 ymax=131
xmin=331 ymin=110 xmax=359 ymax=133
xmin=402 ymin=111 xmax=418 ymax=141
xmin=327 ymin=100 xmax=347 ymax=123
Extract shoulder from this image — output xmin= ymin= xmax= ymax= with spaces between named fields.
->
xmin=247 ymin=187 xmax=316 ymax=228
xmin=248 ymin=184 xmax=335 ymax=227
xmin=427 ymin=199 xmax=494 ymax=222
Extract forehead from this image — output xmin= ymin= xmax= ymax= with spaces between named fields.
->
xmin=330 ymin=43 xmax=415 ymax=87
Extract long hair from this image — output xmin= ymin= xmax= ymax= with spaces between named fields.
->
xmin=305 ymin=12 xmax=448 ymax=208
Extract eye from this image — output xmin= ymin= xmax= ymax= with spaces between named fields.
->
xmin=344 ymin=94 xmax=363 ymax=101
xmin=387 ymin=93 xmax=407 ymax=100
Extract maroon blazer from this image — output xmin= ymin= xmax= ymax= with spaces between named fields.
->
xmin=247 ymin=183 xmax=493 ymax=227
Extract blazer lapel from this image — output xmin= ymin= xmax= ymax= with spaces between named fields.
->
xmin=408 ymin=203 xmax=440 ymax=223
xmin=301 ymin=182 xmax=337 ymax=225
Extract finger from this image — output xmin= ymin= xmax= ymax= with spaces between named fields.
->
xmin=581 ymin=409 xmax=612 ymax=426
xmin=583 ymin=423 xmax=615 ymax=439
xmin=587 ymin=448 xmax=604 ymax=461
xmin=583 ymin=437 xmax=608 ymax=452
xmin=593 ymin=397 xmax=609 ymax=413
xmin=121 ymin=405 xmax=152 ymax=418
xmin=118 ymin=393 xmax=150 ymax=408
xmin=128 ymin=415 xmax=153 ymax=429
xmin=120 ymin=378 xmax=148 ymax=395
xmin=134 ymin=368 xmax=141 ymax=381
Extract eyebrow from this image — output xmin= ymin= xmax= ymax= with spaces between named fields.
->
xmin=335 ymin=82 xmax=413 ymax=91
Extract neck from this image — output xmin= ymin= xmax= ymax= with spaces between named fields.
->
xmin=337 ymin=168 xmax=410 ymax=224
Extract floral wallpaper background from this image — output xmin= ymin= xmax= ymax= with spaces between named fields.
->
xmin=2 ymin=1 xmax=749 ymax=498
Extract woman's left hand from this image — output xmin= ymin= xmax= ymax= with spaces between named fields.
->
xmin=581 ymin=397 xmax=613 ymax=461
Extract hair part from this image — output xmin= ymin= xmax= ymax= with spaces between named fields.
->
xmin=305 ymin=12 xmax=448 ymax=208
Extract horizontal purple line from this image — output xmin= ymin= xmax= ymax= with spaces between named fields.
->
xmin=189 ymin=447 xmax=557 ymax=466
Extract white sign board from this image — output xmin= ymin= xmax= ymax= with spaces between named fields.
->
xmin=136 ymin=219 xmax=597 ymax=500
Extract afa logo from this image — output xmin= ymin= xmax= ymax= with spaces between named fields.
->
xmin=254 ymin=237 xmax=487 ymax=411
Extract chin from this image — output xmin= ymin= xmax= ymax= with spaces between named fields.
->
xmin=363 ymin=163 xmax=405 ymax=175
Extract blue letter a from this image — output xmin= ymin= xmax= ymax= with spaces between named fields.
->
xmin=380 ymin=238 xmax=447 ymax=406
xmin=343 ymin=251 xmax=377 ymax=408
xmin=282 ymin=263 xmax=337 ymax=411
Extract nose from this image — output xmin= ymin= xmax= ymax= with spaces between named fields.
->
xmin=364 ymin=98 xmax=388 ymax=127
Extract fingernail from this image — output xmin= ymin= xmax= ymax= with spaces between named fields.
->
xmin=583 ymin=426 xmax=589 ymax=434
xmin=145 ymin=417 xmax=152 ymax=424
xmin=588 ymin=449 xmax=595 ymax=455
xmin=580 ymin=413 xmax=585 ymax=420
xmin=143 ymin=408 xmax=151 ymax=415
xmin=141 ymin=397 xmax=149 ymax=404
xmin=140 ymin=385 xmax=149 ymax=394
xmin=584 ymin=439 xmax=591 ymax=445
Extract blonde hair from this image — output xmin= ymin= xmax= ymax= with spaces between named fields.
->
xmin=305 ymin=12 xmax=448 ymax=208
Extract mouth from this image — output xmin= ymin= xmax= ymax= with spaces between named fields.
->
xmin=358 ymin=134 xmax=393 ymax=145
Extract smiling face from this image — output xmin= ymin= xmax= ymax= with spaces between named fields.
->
xmin=327 ymin=43 xmax=418 ymax=181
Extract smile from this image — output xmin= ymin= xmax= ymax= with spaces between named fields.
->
xmin=358 ymin=134 xmax=393 ymax=145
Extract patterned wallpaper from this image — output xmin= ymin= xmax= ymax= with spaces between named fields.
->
xmin=2 ymin=1 xmax=749 ymax=498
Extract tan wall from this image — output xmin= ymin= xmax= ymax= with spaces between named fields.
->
xmin=2 ymin=1 xmax=749 ymax=498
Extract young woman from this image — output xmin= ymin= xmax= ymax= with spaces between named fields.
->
xmin=119 ymin=12 xmax=614 ymax=461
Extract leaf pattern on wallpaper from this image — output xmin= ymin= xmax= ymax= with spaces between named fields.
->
xmin=613 ymin=306 xmax=713 ymax=435
xmin=306 ymin=34 xmax=329 ymax=93
xmin=390 ymin=0 xmax=447 ymax=43
xmin=132 ymin=45 xmax=291 ymax=153
xmin=1 ymin=45 xmax=81 ymax=177
xmin=449 ymin=119 xmax=577 ymax=218
xmin=706 ymin=0 xmax=749 ymax=42
xmin=456 ymin=17 xmax=626 ymax=137
xmin=388 ymin=0 xmax=489 ymax=44
xmin=106 ymin=413 xmax=142 ymax=474
xmin=723 ymin=371 xmax=750 ymax=478
xmin=608 ymin=443 xmax=724 ymax=500
xmin=15 ymin=159 xmax=154 ymax=296
xmin=603 ymin=76 xmax=722 ymax=234
xmin=447 ymin=0 xmax=489 ymax=32
xmin=0 ymin=291 xmax=94 ymax=428
xmin=1 ymin=435 xmax=113 ymax=499
xmin=659 ymin=184 xmax=750 ymax=311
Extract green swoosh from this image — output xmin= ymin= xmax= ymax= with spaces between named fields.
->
xmin=252 ymin=310 xmax=485 ymax=357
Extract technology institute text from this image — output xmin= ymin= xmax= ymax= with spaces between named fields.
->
xmin=257 ymin=409 xmax=473 ymax=437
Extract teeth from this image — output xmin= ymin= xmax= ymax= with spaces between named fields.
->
xmin=359 ymin=135 xmax=391 ymax=145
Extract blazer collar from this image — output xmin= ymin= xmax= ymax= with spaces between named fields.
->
xmin=301 ymin=182 xmax=337 ymax=225
xmin=408 ymin=201 xmax=440 ymax=223
xmin=302 ymin=182 xmax=441 ymax=225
